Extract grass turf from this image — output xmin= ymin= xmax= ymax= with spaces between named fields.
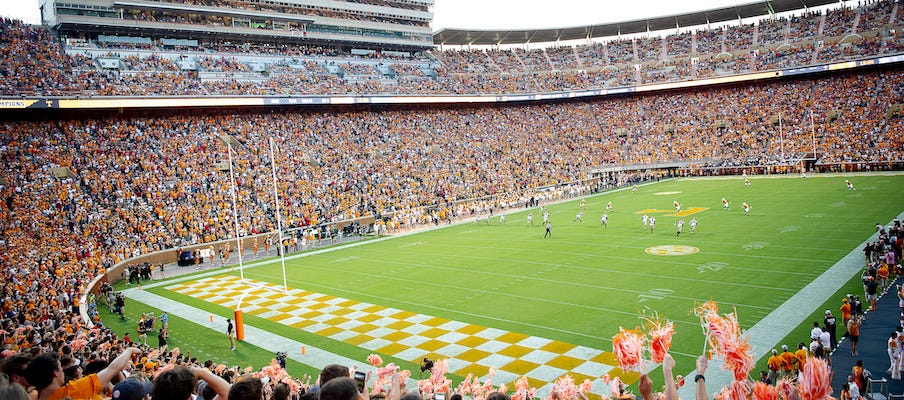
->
xmin=108 ymin=174 xmax=903 ymax=387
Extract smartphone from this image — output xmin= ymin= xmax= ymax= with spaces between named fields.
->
xmin=354 ymin=371 xmax=367 ymax=393
xmin=435 ymin=393 xmax=446 ymax=400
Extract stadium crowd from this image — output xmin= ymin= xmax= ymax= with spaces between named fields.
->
xmin=2 ymin=1 xmax=904 ymax=96
xmin=0 ymin=1 xmax=904 ymax=399
xmin=0 ymin=67 xmax=901 ymax=263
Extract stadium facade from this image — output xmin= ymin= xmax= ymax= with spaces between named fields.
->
xmin=39 ymin=0 xmax=435 ymax=52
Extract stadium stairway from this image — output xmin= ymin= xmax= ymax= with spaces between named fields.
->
xmin=831 ymin=277 xmax=904 ymax=399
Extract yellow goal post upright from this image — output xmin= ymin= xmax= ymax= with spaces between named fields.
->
xmin=220 ymin=135 xmax=290 ymax=341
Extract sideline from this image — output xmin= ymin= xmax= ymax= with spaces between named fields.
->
xmin=677 ymin=211 xmax=904 ymax=399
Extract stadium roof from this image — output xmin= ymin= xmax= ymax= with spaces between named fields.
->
xmin=433 ymin=0 xmax=837 ymax=46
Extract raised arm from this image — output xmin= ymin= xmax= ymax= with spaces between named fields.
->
xmin=695 ymin=355 xmax=708 ymax=400
xmin=97 ymin=347 xmax=140 ymax=386
xmin=192 ymin=365 xmax=231 ymax=400
xmin=662 ymin=354 xmax=678 ymax=400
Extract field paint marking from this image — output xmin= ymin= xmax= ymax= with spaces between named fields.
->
xmin=645 ymin=245 xmax=699 ymax=256
xmin=400 ymin=240 xmax=824 ymax=277
xmin=372 ymin=248 xmax=798 ymax=293
xmin=121 ymin=288 xmax=422 ymax=389
xmin=242 ymin=270 xmax=635 ymax=344
xmin=742 ymin=242 xmax=769 ymax=251
xmin=634 ymin=207 xmax=709 ymax=217
xmin=697 ymin=262 xmax=728 ymax=274
xmin=328 ymin=256 xmax=359 ymax=264
xmin=232 ymin=270 xmax=703 ymax=363
xmin=456 ymin=229 xmax=857 ymax=256
xmin=296 ymin=253 xmax=777 ymax=314
xmin=136 ymin=176 xmax=664 ymax=290
xmin=637 ymin=288 xmax=675 ymax=302
xmin=676 ymin=211 xmax=904 ymax=399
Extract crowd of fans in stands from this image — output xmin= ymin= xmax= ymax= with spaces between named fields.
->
xmin=0 ymin=2 xmax=904 ymax=399
xmin=2 ymin=1 xmax=904 ymax=96
xmin=0 ymin=67 xmax=901 ymax=258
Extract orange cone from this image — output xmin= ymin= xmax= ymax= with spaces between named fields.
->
xmin=301 ymin=346 xmax=306 ymax=355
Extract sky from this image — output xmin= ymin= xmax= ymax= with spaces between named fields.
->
xmin=431 ymin=0 xmax=766 ymax=31
xmin=1 ymin=0 xmax=838 ymax=30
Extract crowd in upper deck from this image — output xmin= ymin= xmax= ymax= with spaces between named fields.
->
xmin=2 ymin=1 xmax=903 ymax=97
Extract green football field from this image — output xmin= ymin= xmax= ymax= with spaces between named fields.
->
xmin=107 ymin=174 xmax=903 ymax=391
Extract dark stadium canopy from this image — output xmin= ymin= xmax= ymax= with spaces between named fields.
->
xmin=433 ymin=0 xmax=838 ymax=46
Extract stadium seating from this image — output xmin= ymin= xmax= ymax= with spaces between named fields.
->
xmin=2 ymin=2 xmax=904 ymax=399
xmin=2 ymin=1 xmax=904 ymax=97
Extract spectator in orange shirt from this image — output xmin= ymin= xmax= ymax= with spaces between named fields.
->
xmin=24 ymin=347 xmax=139 ymax=400
xmin=841 ymin=297 xmax=852 ymax=329
xmin=878 ymin=263 xmax=890 ymax=291
xmin=767 ymin=349 xmax=782 ymax=383
xmin=779 ymin=345 xmax=796 ymax=379
xmin=795 ymin=342 xmax=808 ymax=374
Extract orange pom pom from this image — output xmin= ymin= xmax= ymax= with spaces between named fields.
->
xmin=753 ymin=381 xmax=779 ymax=400
xmin=613 ymin=328 xmax=646 ymax=372
xmin=799 ymin=357 xmax=832 ymax=400
xmin=644 ymin=316 xmax=674 ymax=363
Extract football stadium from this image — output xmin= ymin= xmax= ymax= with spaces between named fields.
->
xmin=1 ymin=0 xmax=903 ymax=399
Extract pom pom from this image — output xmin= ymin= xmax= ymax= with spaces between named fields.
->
xmin=613 ymin=328 xmax=646 ymax=371
xmin=69 ymin=338 xmax=88 ymax=353
xmin=515 ymin=377 xmax=530 ymax=392
xmin=720 ymin=381 xmax=749 ymax=400
xmin=579 ymin=379 xmax=593 ymax=394
xmin=610 ymin=377 xmax=623 ymax=398
xmin=456 ymin=374 xmax=474 ymax=395
xmin=367 ymin=354 xmax=384 ymax=367
xmin=752 ymin=381 xmax=779 ymax=400
xmin=549 ymin=375 xmax=578 ymax=400
xmin=799 ymin=357 xmax=832 ymax=400
xmin=377 ymin=363 xmax=398 ymax=379
xmin=643 ymin=315 xmax=675 ymax=364
xmin=776 ymin=379 xmax=795 ymax=400
xmin=694 ymin=301 xmax=754 ymax=381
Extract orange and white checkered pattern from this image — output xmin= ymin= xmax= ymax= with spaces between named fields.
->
xmin=168 ymin=276 xmax=637 ymax=395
